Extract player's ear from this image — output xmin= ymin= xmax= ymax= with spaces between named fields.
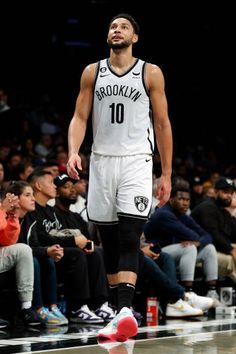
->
xmin=133 ymin=34 xmax=138 ymax=44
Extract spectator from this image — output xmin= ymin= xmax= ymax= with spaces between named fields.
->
xmin=6 ymin=181 xmax=68 ymax=326
xmin=53 ymin=173 xmax=116 ymax=321
xmin=191 ymin=177 xmax=236 ymax=283
xmin=4 ymin=151 xmax=23 ymax=181
xmin=139 ymin=233 xmax=212 ymax=316
xmin=34 ymin=134 xmax=53 ymax=159
xmin=0 ymin=190 xmax=42 ymax=326
xmin=144 ymin=182 xmax=219 ymax=304
xmin=225 ymin=191 xmax=236 ymax=218
xmin=190 ymin=176 xmax=204 ymax=209
xmin=15 ymin=161 xmax=34 ymax=181
xmin=69 ymin=177 xmax=88 ymax=222
xmin=42 ymin=160 xmax=60 ymax=179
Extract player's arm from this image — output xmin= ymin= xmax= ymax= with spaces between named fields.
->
xmin=146 ymin=63 xmax=173 ymax=206
xmin=67 ymin=63 xmax=96 ymax=179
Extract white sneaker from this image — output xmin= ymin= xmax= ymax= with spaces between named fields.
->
xmin=97 ymin=307 xmax=138 ymax=342
xmin=70 ymin=305 xmax=104 ymax=324
xmin=95 ymin=302 xmax=116 ymax=322
xmin=166 ymin=299 xmax=203 ymax=317
xmin=205 ymin=290 xmax=223 ymax=307
xmin=185 ymin=292 xmax=214 ymax=312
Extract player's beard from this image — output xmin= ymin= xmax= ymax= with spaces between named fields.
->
xmin=107 ymin=39 xmax=130 ymax=49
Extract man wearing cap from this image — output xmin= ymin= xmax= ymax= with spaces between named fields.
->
xmin=190 ymin=176 xmax=204 ymax=210
xmin=53 ymin=173 xmax=115 ymax=322
xmin=192 ymin=177 xmax=236 ymax=283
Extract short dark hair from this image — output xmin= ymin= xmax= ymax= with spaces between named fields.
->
xmin=109 ymin=13 xmax=140 ymax=35
xmin=170 ymin=182 xmax=191 ymax=198
xmin=27 ymin=168 xmax=52 ymax=184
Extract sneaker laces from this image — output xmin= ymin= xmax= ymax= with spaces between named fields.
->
xmin=185 ymin=291 xmax=200 ymax=305
xmin=51 ymin=306 xmax=65 ymax=317
xmin=79 ymin=305 xmax=101 ymax=318
xmin=39 ymin=307 xmax=50 ymax=315
xmin=206 ymin=290 xmax=219 ymax=299
xmin=98 ymin=302 xmax=116 ymax=315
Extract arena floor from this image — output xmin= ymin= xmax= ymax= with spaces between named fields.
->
xmin=1 ymin=314 xmax=236 ymax=354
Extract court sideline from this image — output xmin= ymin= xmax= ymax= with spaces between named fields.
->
xmin=1 ymin=316 xmax=236 ymax=354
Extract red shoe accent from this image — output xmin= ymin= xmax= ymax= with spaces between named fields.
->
xmin=115 ymin=316 xmax=138 ymax=342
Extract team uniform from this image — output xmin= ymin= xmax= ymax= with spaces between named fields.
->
xmin=87 ymin=58 xmax=154 ymax=224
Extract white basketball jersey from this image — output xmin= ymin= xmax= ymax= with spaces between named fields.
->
xmin=92 ymin=58 xmax=154 ymax=156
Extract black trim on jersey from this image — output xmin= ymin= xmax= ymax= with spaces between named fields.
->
xmin=92 ymin=61 xmax=101 ymax=118
xmin=87 ymin=212 xmax=149 ymax=224
xmin=117 ymin=212 xmax=149 ymax=220
xmin=106 ymin=58 xmax=139 ymax=78
xmin=94 ymin=61 xmax=100 ymax=84
xmin=142 ymin=62 xmax=149 ymax=97
xmin=88 ymin=218 xmax=119 ymax=226
xmin=147 ymin=127 xmax=154 ymax=153
xmin=142 ymin=61 xmax=154 ymax=152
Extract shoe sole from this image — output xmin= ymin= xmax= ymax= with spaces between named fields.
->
xmin=166 ymin=310 xmax=203 ymax=318
xmin=54 ymin=319 xmax=69 ymax=325
xmin=70 ymin=318 xmax=104 ymax=324
xmin=98 ymin=315 xmax=138 ymax=342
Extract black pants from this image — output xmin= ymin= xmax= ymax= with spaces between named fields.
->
xmin=56 ymin=247 xmax=108 ymax=311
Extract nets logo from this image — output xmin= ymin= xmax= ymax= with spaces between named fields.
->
xmin=134 ymin=196 xmax=149 ymax=212
xmin=100 ymin=67 xmax=107 ymax=73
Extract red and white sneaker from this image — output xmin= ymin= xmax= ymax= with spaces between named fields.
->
xmin=97 ymin=307 xmax=138 ymax=342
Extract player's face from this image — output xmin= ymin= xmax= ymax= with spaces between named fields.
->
xmin=107 ymin=18 xmax=138 ymax=49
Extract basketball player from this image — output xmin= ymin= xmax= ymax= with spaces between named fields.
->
xmin=67 ymin=13 xmax=173 ymax=342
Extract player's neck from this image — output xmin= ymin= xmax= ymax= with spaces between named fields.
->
xmin=109 ymin=52 xmax=136 ymax=74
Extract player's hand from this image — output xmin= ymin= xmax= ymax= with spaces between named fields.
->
xmin=155 ymin=175 xmax=171 ymax=207
xmin=67 ymin=153 xmax=82 ymax=180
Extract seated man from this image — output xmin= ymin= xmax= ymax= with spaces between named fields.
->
xmin=192 ymin=177 xmax=236 ymax=284
xmin=139 ymin=233 xmax=213 ymax=315
xmin=144 ymin=182 xmax=219 ymax=303
xmin=53 ymin=173 xmax=115 ymax=321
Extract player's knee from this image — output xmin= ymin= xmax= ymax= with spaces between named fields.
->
xmin=119 ymin=216 xmax=146 ymax=252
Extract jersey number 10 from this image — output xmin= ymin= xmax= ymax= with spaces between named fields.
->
xmin=110 ymin=103 xmax=124 ymax=124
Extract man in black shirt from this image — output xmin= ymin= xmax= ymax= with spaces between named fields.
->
xmin=192 ymin=177 xmax=236 ymax=283
xmin=53 ymin=173 xmax=115 ymax=322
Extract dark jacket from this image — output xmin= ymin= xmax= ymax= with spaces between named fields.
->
xmin=144 ymin=203 xmax=212 ymax=248
xmin=19 ymin=202 xmax=77 ymax=257
xmin=191 ymin=198 xmax=236 ymax=254
xmin=53 ymin=205 xmax=89 ymax=238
